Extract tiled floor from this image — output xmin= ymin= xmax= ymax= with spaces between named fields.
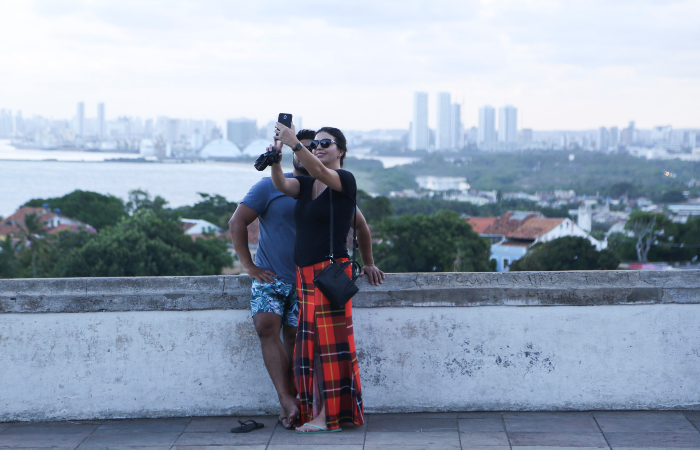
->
xmin=1 ymin=411 xmax=700 ymax=449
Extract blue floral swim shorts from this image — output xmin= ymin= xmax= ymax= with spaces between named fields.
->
xmin=250 ymin=278 xmax=299 ymax=327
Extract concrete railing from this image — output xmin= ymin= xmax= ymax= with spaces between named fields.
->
xmin=1 ymin=270 xmax=699 ymax=421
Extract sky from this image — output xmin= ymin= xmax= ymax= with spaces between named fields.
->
xmin=1 ymin=0 xmax=699 ymax=131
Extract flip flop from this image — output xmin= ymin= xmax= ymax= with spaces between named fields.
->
xmin=295 ymin=422 xmax=342 ymax=434
xmin=278 ymin=417 xmax=295 ymax=431
xmin=230 ymin=420 xmax=265 ymax=433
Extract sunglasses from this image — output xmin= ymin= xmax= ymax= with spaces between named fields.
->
xmin=308 ymin=139 xmax=336 ymax=150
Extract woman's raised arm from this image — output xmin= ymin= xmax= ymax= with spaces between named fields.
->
xmin=269 ymin=142 xmax=301 ymax=198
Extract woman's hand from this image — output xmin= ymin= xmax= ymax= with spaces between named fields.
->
xmin=360 ymin=264 xmax=385 ymax=286
xmin=275 ymin=122 xmax=299 ymax=149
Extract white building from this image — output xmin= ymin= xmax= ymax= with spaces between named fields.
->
xmin=97 ymin=103 xmax=105 ymax=138
xmin=76 ymin=102 xmax=85 ymax=137
xmin=409 ymin=92 xmax=429 ymax=150
xmin=199 ymin=138 xmax=241 ymax=158
xmin=598 ymin=127 xmax=609 ymax=151
xmin=498 ymin=105 xmax=517 ymax=144
xmin=435 ymin=92 xmax=452 ymax=150
xmin=478 ymin=105 xmax=495 ymax=149
xmin=415 ymin=176 xmax=470 ymax=191
xmin=180 ymin=219 xmax=221 ymax=236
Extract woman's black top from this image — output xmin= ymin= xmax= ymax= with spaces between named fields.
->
xmin=293 ymin=169 xmax=357 ymax=268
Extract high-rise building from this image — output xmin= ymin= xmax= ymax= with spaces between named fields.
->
xmin=609 ymin=126 xmax=619 ymax=147
xmin=0 ymin=109 xmax=12 ymax=137
xmin=498 ymin=105 xmax=517 ymax=143
xmin=478 ymin=106 xmax=495 ymax=149
xmin=76 ymin=102 xmax=85 ymax=136
xmin=227 ymin=118 xmax=258 ymax=148
xmin=622 ymin=121 xmax=635 ymax=145
xmin=450 ymin=103 xmax=463 ymax=149
xmin=97 ymin=103 xmax=105 ymax=138
xmin=598 ymin=127 xmax=609 ymax=151
xmin=409 ymin=92 xmax=429 ymax=150
xmin=435 ymin=92 xmax=452 ymax=150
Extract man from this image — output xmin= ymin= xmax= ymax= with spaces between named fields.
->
xmin=229 ymin=129 xmax=384 ymax=429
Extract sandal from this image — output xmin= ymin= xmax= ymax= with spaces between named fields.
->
xmin=230 ymin=419 xmax=265 ymax=433
xmin=295 ymin=422 xmax=342 ymax=434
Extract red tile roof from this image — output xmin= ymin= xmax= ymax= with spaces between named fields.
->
xmin=480 ymin=211 xmax=566 ymax=241
xmin=466 ymin=217 xmax=498 ymax=234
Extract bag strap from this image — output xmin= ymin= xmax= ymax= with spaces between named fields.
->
xmin=326 ymin=179 xmax=358 ymax=275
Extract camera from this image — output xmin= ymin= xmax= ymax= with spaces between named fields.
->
xmin=254 ymin=147 xmax=282 ymax=171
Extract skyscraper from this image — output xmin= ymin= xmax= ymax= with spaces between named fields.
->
xmin=598 ymin=127 xmax=609 ymax=151
xmin=450 ymin=103 xmax=463 ymax=149
xmin=409 ymin=92 xmax=428 ymax=150
xmin=478 ymin=106 xmax=495 ymax=149
xmin=498 ymin=105 xmax=517 ymax=144
xmin=76 ymin=102 xmax=85 ymax=136
xmin=227 ymin=118 xmax=258 ymax=148
xmin=0 ymin=110 xmax=12 ymax=137
xmin=609 ymin=126 xmax=619 ymax=147
xmin=435 ymin=92 xmax=451 ymax=150
xmin=97 ymin=103 xmax=105 ymax=138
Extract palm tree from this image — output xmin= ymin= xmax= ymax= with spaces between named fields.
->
xmin=17 ymin=213 xmax=48 ymax=278
xmin=0 ymin=235 xmax=20 ymax=278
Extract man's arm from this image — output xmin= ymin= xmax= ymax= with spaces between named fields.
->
xmin=229 ymin=203 xmax=276 ymax=283
xmin=352 ymin=209 xmax=385 ymax=286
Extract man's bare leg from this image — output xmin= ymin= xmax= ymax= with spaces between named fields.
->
xmin=253 ymin=312 xmax=299 ymax=427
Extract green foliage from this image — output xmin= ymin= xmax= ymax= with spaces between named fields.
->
xmin=125 ymin=189 xmax=170 ymax=216
xmin=25 ymin=190 xmax=127 ymax=230
xmin=389 ymin=197 xmax=571 ymax=219
xmin=357 ymin=190 xmax=392 ymax=224
xmin=0 ymin=236 xmax=20 ymax=278
xmin=655 ymin=190 xmax=686 ymax=204
xmin=373 ymin=210 xmax=495 ymax=273
xmin=170 ymin=193 xmax=238 ymax=230
xmin=609 ymin=216 xmax=700 ymax=263
xmin=606 ymin=182 xmax=639 ymax=199
xmin=54 ymin=211 xmax=232 ymax=277
xmin=510 ymin=236 xmax=620 ymax=271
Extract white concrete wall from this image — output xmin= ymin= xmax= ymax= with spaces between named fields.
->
xmin=2 ymin=303 xmax=700 ymax=421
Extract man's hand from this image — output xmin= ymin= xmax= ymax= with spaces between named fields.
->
xmin=359 ymin=264 xmax=385 ymax=286
xmin=246 ymin=264 xmax=277 ymax=284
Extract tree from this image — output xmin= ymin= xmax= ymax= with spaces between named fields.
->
xmin=509 ymin=236 xmax=620 ymax=271
xmin=357 ymin=190 xmax=392 ymax=224
xmin=656 ymin=190 xmax=685 ymax=204
xmin=16 ymin=213 xmax=50 ymax=278
xmin=54 ymin=211 xmax=232 ymax=277
xmin=125 ymin=189 xmax=169 ymax=216
xmin=25 ymin=190 xmax=126 ymax=230
xmin=625 ymin=211 xmax=668 ymax=262
xmin=0 ymin=236 xmax=20 ymax=278
xmin=170 ymin=193 xmax=238 ymax=229
xmin=372 ymin=210 xmax=495 ymax=273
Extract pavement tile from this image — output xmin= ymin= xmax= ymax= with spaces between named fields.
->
xmin=268 ymin=429 xmax=365 ymax=445
xmin=457 ymin=412 xmax=503 ymax=419
xmin=367 ymin=412 xmax=458 ymax=419
xmin=458 ymin=418 xmax=505 ymax=433
xmin=185 ymin=416 xmax=277 ymax=433
xmin=0 ymin=424 xmax=11 ymax=433
xmin=459 ymin=432 xmax=510 ymax=445
xmin=604 ymin=431 xmax=700 ymax=447
xmin=505 ymin=416 xmax=600 ymax=433
xmin=460 ymin=447 xmax=510 ymax=450
xmin=593 ymin=411 xmax=686 ymax=420
xmin=267 ymin=446 xmax=363 ymax=450
xmin=508 ymin=432 xmax=609 ymax=447
xmin=364 ymin=431 xmax=461 ymax=447
xmin=94 ymin=418 xmax=192 ymax=434
xmin=175 ymin=432 xmax=271 ymax=445
xmin=685 ymin=412 xmax=700 ymax=420
xmin=172 ymin=446 xmax=267 ymax=450
xmin=611 ymin=448 xmax=700 ymax=450
xmin=513 ymin=448 xmax=608 ymax=450
xmin=364 ymin=446 xmax=464 ymax=450
xmin=0 ymin=432 xmax=91 ymax=447
xmin=504 ymin=412 xmax=593 ymax=419
xmin=3 ymin=421 xmax=101 ymax=435
xmin=596 ymin=416 xmax=697 ymax=433
xmin=367 ymin=417 xmax=457 ymax=432
xmin=78 ymin=447 xmax=171 ymax=450
xmin=76 ymin=432 xmax=181 ymax=448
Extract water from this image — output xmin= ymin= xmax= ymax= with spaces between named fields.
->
xmin=0 ymin=140 xmax=419 ymax=217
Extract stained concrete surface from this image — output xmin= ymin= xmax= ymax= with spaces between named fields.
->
xmin=2 ymin=411 xmax=700 ymax=449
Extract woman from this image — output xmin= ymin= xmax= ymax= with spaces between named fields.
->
xmin=271 ymin=123 xmax=381 ymax=433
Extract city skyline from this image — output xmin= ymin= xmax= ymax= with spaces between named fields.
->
xmin=1 ymin=1 xmax=698 ymax=131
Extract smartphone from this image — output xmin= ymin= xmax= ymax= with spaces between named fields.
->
xmin=278 ymin=113 xmax=293 ymax=129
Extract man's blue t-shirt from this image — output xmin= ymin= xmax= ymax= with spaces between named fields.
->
xmin=240 ymin=173 xmax=297 ymax=284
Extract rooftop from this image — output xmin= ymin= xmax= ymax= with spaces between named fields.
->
xmin=2 ymin=411 xmax=699 ymax=448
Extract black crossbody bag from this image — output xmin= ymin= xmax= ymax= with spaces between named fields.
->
xmin=312 ymin=187 xmax=361 ymax=310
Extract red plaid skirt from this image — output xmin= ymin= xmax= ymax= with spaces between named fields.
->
xmin=294 ymin=259 xmax=364 ymax=429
